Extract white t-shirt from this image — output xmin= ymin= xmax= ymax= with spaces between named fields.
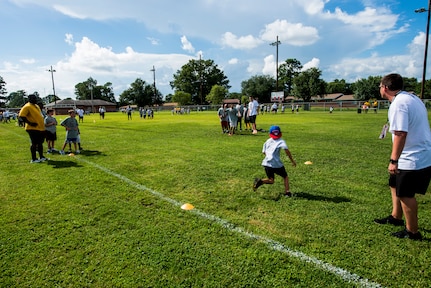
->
xmin=388 ymin=91 xmax=431 ymax=170
xmin=248 ymin=100 xmax=258 ymax=116
xmin=261 ymin=138 xmax=288 ymax=168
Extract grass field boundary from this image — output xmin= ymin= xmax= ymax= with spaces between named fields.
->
xmin=77 ymin=156 xmax=384 ymax=288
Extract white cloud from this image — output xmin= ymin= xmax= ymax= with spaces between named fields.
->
xmin=261 ymin=19 xmax=319 ymax=46
xmin=302 ymin=58 xmax=320 ymax=71
xmin=221 ymin=32 xmax=262 ymax=49
xmin=65 ymin=33 xmax=73 ymax=45
xmin=181 ymin=36 xmax=195 ymax=53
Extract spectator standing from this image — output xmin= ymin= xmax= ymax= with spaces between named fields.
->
xmin=248 ymin=96 xmax=259 ymax=134
xmin=18 ymin=94 xmax=48 ymax=163
xmin=59 ymin=110 xmax=80 ymax=155
xmin=374 ymin=73 xmax=431 ymax=240
xmin=76 ymin=107 xmax=84 ymax=123
xmin=44 ymin=109 xmax=58 ymax=153
xmin=226 ymin=104 xmax=238 ymax=136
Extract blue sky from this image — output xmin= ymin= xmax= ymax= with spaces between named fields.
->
xmin=0 ymin=0 xmax=429 ymax=100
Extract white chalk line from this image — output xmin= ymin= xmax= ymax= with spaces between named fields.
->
xmin=80 ymin=157 xmax=384 ymax=287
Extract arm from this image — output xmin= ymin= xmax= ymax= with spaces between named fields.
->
xmin=285 ymin=149 xmax=296 ymax=167
xmin=19 ymin=116 xmax=37 ymax=127
xmin=388 ymin=130 xmax=407 ymax=173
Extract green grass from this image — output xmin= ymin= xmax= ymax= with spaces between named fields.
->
xmin=1 ymin=110 xmax=431 ymax=287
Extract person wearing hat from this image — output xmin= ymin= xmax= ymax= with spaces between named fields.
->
xmin=253 ymin=125 xmax=296 ymax=196
xmin=18 ymin=94 xmax=48 ymax=163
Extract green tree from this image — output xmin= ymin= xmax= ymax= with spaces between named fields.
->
xmin=99 ymin=82 xmax=116 ymax=103
xmin=326 ymin=79 xmax=353 ymax=95
xmin=278 ymin=58 xmax=302 ymax=96
xmin=75 ymin=77 xmax=98 ymax=100
xmin=241 ymin=75 xmax=275 ymax=103
xmin=170 ymin=59 xmax=230 ymax=104
xmin=206 ymin=85 xmax=228 ymax=104
xmin=118 ymin=78 xmax=156 ymax=107
xmin=353 ymin=76 xmax=382 ymax=101
xmin=6 ymin=90 xmax=27 ymax=108
xmin=172 ymin=91 xmax=192 ymax=106
xmin=292 ymin=68 xmax=326 ymax=102
xmin=0 ymin=76 xmax=7 ymax=108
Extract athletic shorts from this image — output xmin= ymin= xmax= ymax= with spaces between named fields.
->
xmin=65 ymin=138 xmax=77 ymax=144
xmin=45 ymin=131 xmax=57 ymax=141
xmin=27 ymin=130 xmax=45 ymax=144
xmin=249 ymin=115 xmax=256 ymax=124
xmin=264 ymin=166 xmax=288 ymax=179
xmin=389 ymin=166 xmax=431 ymax=197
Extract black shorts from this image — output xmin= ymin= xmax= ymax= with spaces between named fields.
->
xmin=249 ymin=115 xmax=256 ymax=124
xmin=264 ymin=166 xmax=288 ymax=179
xmin=389 ymin=166 xmax=431 ymax=197
xmin=27 ymin=130 xmax=45 ymax=145
xmin=45 ymin=131 xmax=57 ymax=141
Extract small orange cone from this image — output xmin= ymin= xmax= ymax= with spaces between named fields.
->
xmin=181 ymin=203 xmax=194 ymax=210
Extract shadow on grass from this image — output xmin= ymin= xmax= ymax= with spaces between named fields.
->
xmin=79 ymin=150 xmax=105 ymax=157
xmin=293 ymin=192 xmax=351 ymax=203
xmin=47 ymin=159 xmax=83 ymax=169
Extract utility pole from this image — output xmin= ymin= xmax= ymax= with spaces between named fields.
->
xmin=415 ymin=0 xmax=431 ymax=99
xmin=270 ymin=36 xmax=281 ymax=91
xmin=150 ymin=66 xmax=156 ymax=103
xmin=47 ymin=66 xmax=56 ymax=109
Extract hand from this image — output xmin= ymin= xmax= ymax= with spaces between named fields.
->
xmin=388 ymin=163 xmax=399 ymax=174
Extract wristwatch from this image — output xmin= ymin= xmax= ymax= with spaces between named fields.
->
xmin=389 ymin=159 xmax=398 ymax=164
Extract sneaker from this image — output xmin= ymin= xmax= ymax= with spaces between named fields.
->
xmin=284 ymin=191 xmax=292 ymax=197
xmin=59 ymin=150 xmax=65 ymax=155
xmin=39 ymin=157 xmax=49 ymax=162
xmin=47 ymin=149 xmax=52 ymax=154
xmin=30 ymin=159 xmax=41 ymax=163
xmin=252 ymin=130 xmax=258 ymax=134
xmin=374 ymin=215 xmax=404 ymax=226
xmin=253 ymin=178 xmax=263 ymax=191
xmin=392 ymin=228 xmax=423 ymax=240
xmin=75 ymin=150 xmax=80 ymax=154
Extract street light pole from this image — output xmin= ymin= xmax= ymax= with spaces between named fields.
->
xmin=415 ymin=0 xmax=431 ymax=99
xmin=270 ymin=36 xmax=281 ymax=91
xmin=47 ymin=66 xmax=56 ymax=109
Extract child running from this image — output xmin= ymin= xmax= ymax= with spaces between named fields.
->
xmin=253 ymin=125 xmax=296 ymax=197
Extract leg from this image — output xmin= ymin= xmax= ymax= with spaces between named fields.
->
xmin=391 ymin=186 xmax=403 ymax=220
xmin=283 ymin=176 xmax=290 ymax=192
xmin=399 ymin=197 xmax=419 ymax=233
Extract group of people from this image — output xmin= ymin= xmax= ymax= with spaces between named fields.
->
xmin=218 ymin=96 xmax=259 ymax=136
xmin=18 ymin=94 xmax=83 ymax=163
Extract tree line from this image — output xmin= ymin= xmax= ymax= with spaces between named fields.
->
xmin=0 ymin=58 xmax=428 ymax=108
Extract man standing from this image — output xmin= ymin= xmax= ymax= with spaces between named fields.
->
xmin=374 ymin=73 xmax=431 ymax=240
xmin=248 ymin=96 xmax=259 ymax=134
xmin=18 ymin=94 xmax=48 ymax=163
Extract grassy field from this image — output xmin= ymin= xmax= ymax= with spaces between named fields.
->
xmin=1 ymin=109 xmax=431 ymax=287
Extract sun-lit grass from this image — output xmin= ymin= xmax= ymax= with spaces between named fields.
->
xmin=1 ymin=109 xmax=431 ymax=287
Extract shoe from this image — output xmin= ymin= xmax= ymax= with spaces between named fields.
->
xmin=59 ymin=150 xmax=65 ymax=155
xmin=39 ymin=157 xmax=49 ymax=162
xmin=252 ymin=130 xmax=258 ymax=134
xmin=374 ymin=215 xmax=404 ymax=226
xmin=47 ymin=149 xmax=52 ymax=154
xmin=392 ymin=228 xmax=422 ymax=240
xmin=30 ymin=159 xmax=41 ymax=163
xmin=284 ymin=191 xmax=292 ymax=197
xmin=253 ymin=178 xmax=263 ymax=191
xmin=75 ymin=150 xmax=80 ymax=154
